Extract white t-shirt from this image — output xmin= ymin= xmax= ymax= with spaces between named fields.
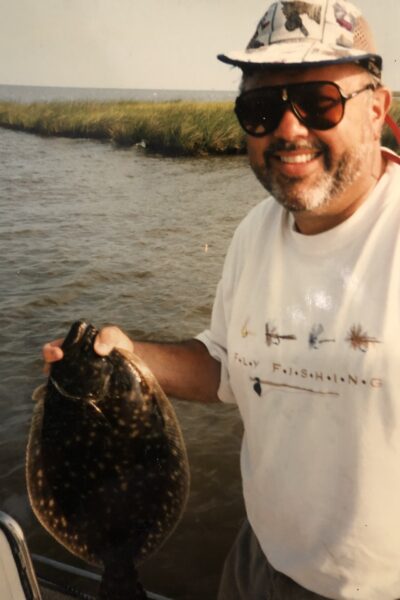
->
xmin=198 ymin=153 xmax=400 ymax=599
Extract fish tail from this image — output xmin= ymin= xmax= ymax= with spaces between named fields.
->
xmin=99 ymin=554 xmax=148 ymax=600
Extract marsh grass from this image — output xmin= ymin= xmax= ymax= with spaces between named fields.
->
xmin=0 ymin=100 xmax=245 ymax=156
xmin=0 ymin=98 xmax=398 ymax=156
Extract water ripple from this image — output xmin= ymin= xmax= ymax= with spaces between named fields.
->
xmin=0 ymin=126 xmax=264 ymax=600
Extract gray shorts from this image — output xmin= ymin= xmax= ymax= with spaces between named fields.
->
xmin=217 ymin=519 xmax=330 ymax=600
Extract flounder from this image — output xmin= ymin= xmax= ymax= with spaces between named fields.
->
xmin=26 ymin=320 xmax=190 ymax=599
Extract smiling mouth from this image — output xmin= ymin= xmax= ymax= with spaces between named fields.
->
xmin=277 ymin=152 xmax=320 ymax=164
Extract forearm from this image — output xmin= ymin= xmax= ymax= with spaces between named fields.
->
xmin=43 ymin=327 xmax=220 ymax=403
xmin=132 ymin=339 xmax=221 ymax=404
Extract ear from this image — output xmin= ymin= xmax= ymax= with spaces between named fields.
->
xmin=370 ymin=86 xmax=392 ymax=141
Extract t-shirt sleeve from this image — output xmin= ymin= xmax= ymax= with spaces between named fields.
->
xmin=196 ymin=277 xmax=236 ymax=404
xmin=195 ymin=222 xmax=246 ymax=405
xmin=195 ymin=199 xmax=269 ymax=404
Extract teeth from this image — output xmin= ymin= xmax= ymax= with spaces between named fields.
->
xmin=280 ymin=154 xmax=316 ymax=164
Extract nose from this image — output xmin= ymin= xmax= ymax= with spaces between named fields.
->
xmin=272 ymin=104 xmax=310 ymax=140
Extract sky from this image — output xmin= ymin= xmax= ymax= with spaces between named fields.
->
xmin=0 ymin=0 xmax=399 ymax=91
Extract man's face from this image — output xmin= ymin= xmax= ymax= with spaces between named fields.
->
xmin=243 ymin=64 xmax=380 ymax=217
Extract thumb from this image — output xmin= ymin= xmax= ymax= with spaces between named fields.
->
xmin=93 ymin=326 xmax=134 ymax=356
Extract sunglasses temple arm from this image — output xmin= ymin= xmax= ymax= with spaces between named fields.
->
xmin=385 ymin=113 xmax=400 ymax=146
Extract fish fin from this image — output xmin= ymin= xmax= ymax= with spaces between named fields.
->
xmin=32 ymin=383 xmax=46 ymax=403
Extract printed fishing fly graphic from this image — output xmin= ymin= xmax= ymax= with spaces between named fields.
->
xmin=309 ymin=324 xmax=335 ymax=349
xmin=241 ymin=318 xmax=255 ymax=339
xmin=346 ymin=325 xmax=382 ymax=352
xmin=241 ymin=321 xmax=381 ymax=351
xmin=265 ymin=323 xmax=297 ymax=346
xmin=236 ymin=320 xmax=384 ymax=397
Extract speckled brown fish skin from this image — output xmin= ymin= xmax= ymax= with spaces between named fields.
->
xmin=26 ymin=320 xmax=190 ymax=598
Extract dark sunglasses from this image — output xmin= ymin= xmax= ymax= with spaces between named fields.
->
xmin=234 ymin=81 xmax=377 ymax=137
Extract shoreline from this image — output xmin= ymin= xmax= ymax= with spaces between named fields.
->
xmin=0 ymin=99 xmax=398 ymax=156
xmin=0 ymin=100 xmax=246 ymax=157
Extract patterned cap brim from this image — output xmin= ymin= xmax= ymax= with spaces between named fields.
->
xmin=217 ymin=46 xmax=382 ymax=77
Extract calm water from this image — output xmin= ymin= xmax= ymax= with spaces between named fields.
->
xmin=0 ymin=83 xmax=236 ymax=103
xmin=0 ymin=90 xmax=265 ymax=599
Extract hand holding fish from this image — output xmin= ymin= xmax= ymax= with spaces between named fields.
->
xmin=42 ymin=324 xmax=221 ymax=404
xmin=93 ymin=325 xmax=134 ymax=356
xmin=42 ymin=326 xmax=134 ymax=373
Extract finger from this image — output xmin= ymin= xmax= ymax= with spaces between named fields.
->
xmin=43 ymin=362 xmax=51 ymax=376
xmin=94 ymin=326 xmax=134 ymax=356
xmin=42 ymin=339 xmax=64 ymax=363
xmin=42 ymin=338 xmax=64 ymax=376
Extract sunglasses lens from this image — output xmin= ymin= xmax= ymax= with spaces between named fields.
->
xmin=235 ymin=82 xmax=345 ymax=136
xmin=292 ymin=82 xmax=344 ymax=130
xmin=235 ymin=89 xmax=284 ymax=136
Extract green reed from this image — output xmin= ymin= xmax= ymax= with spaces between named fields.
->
xmin=0 ymin=98 xmax=398 ymax=156
xmin=0 ymin=100 xmax=245 ymax=156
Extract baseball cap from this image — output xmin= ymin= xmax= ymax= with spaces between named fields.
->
xmin=218 ymin=0 xmax=382 ymax=77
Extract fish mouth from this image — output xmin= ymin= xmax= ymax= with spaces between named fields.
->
xmin=51 ymin=320 xmax=113 ymax=406
xmin=61 ymin=320 xmax=97 ymax=352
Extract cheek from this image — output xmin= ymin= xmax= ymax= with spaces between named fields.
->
xmin=313 ymin=125 xmax=353 ymax=162
xmin=336 ymin=105 xmax=374 ymax=145
xmin=246 ymin=137 xmax=269 ymax=166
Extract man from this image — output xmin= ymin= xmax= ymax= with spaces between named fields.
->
xmin=44 ymin=0 xmax=400 ymax=598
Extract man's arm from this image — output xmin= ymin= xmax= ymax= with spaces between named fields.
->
xmin=131 ymin=339 xmax=221 ymax=404
xmin=43 ymin=326 xmax=221 ymax=404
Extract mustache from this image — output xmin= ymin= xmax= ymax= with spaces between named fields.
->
xmin=263 ymin=140 xmax=326 ymax=157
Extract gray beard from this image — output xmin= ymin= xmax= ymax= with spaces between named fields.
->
xmin=254 ymin=140 xmax=372 ymax=213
